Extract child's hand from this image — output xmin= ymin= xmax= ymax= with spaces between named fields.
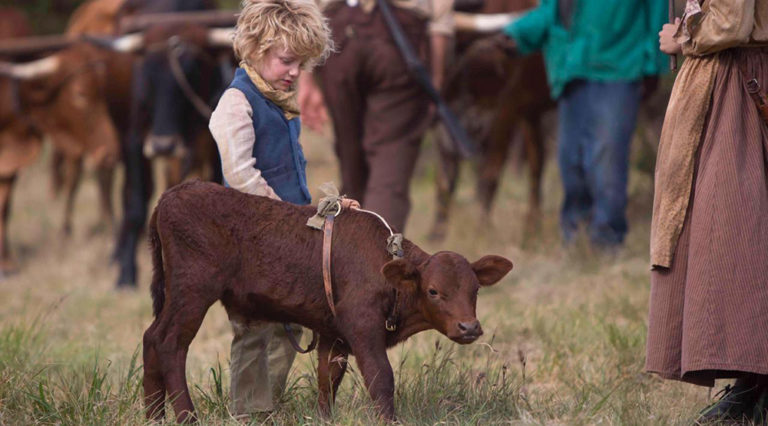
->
xmin=659 ymin=18 xmax=682 ymax=55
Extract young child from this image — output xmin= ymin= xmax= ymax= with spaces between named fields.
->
xmin=208 ymin=0 xmax=332 ymax=418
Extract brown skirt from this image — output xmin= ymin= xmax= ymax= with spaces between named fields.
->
xmin=646 ymin=47 xmax=768 ymax=387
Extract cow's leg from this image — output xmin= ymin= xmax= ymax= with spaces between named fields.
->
xmin=115 ymin=65 xmax=152 ymax=287
xmin=429 ymin=125 xmax=461 ymax=242
xmin=115 ymin=140 xmax=151 ymax=287
xmin=348 ymin=336 xmax=395 ymax=420
xmin=61 ymin=157 xmax=83 ymax=237
xmin=0 ymin=175 xmax=17 ymax=277
xmin=165 ymin=157 xmax=183 ymax=188
xmin=317 ymin=336 xmax=348 ymax=417
xmin=521 ymin=115 xmax=545 ymax=232
xmin=143 ymin=319 xmax=166 ymax=421
xmin=95 ymin=164 xmax=115 ymax=232
xmin=152 ymin=300 xmax=212 ymax=423
xmin=50 ymin=149 xmax=64 ymax=199
xmin=476 ymin=114 xmax=515 ymax=217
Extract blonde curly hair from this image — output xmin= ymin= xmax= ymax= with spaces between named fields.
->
xmin=233 ymin=0 xmax=333 ymax=70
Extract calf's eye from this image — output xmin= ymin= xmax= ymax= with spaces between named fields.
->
xmin=428 ymin=288 xmax=439 ymax=297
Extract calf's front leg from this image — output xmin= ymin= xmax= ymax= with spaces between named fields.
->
xmin=350 ymin=338 xmax=395 ymax=421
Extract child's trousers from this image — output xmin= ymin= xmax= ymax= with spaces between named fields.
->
xmin=230 ymin=321 xmax=303 ymax=415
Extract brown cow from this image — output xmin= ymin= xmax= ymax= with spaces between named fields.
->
xmin=0 ymin=44 xmax=121 ymax=235
xmin=0 ymin=7 xmax=37 ymax=274
xmin=0 ymin=9 xmax=120 ymax=274
xmin=143 ymin=180 xmax=513 ymax=423
xmin=430 ymin=0 xmax=552 ymax=241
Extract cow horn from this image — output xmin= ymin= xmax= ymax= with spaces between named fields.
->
xmin=83 ymin=33 xmax=144 ymax=52
xmin=111 ymin=33 xmax=145 ymax=52
xmin=207 ymin=27 xmax=234 ymax=47
xmin=453 ymin=12 xmax=522 ymax=33
xmin=0 ymin=56 xmax=61 ymax=80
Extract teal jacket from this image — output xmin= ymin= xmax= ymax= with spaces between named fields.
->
xmin=504 ymin=0 xmax=667 ymax=99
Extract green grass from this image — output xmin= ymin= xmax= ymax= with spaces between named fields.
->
xmin=0 ymin=126 xmax=720 ymax=425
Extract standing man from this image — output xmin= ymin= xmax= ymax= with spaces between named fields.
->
xmin=498 ymin=0 xmax=667 ymax=249
xmin=307 ymin=0 xmax=454 ymax=232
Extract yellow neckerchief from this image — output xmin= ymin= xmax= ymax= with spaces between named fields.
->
xmin=241 ymin=62 xmax=300 ymax=120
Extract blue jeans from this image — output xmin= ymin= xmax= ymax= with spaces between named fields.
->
xmin=557 ymin=80 xmax=641 ymax=247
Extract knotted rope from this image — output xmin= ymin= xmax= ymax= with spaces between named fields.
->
xmin=306 ymin=182 xmax=403 ymax=259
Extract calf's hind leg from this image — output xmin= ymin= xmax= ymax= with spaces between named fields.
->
xmin=143 ymin=320 xmax=166 ymax=421
xmin=145 ymin=295 xmax=214 ymax=423
xmin=317 ymin=336 xmax=349 ymax=417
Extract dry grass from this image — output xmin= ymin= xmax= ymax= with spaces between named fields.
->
xmin=0 ymin=126 xmax=719 ymax=425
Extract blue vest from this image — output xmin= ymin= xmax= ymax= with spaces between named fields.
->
xmin=228 ymin=68 xmax=311 ymax=205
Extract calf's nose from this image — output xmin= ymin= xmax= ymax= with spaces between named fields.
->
xmin=457 ymin=320 xmax=482 ymax=336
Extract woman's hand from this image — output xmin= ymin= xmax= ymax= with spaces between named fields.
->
xmin=659 ymin=18 xmax=682 ymax=55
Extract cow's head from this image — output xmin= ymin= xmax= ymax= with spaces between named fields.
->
xmin=130 ymin=24 xmax=229 ymax=158
xmin=382 ymin=252 xmax=512 ymax=344
xmin=0 ymin=44 xmax=119 ymax=168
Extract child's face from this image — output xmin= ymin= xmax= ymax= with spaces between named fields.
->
xmin=255 ymin=46 xmax=302 ymax=91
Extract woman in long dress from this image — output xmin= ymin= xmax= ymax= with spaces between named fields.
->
xmin=646 ymin=0 xmax=768 ymax=421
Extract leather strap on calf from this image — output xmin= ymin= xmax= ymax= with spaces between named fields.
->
xmin=283 ymin=323 xmax=318 ymax=354
xmin=323 ymin=214 xmax=337 ymax=317
xmin=307 ymin=183 xmax=404 ymax=333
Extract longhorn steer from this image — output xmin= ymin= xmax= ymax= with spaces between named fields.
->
xmin=143 ymin=180 xmax=513 ymax=423
xmin=0 ymin=6 xmax=120 ymax=274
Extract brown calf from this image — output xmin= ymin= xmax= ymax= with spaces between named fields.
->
xmin=143 ymin=181 xmax=513 ymax=422
xmin=430 ymin=0 xmax=552 ymax=241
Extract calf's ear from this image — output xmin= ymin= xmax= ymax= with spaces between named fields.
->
xmin=471 ymin=255 xmax=513 ymax=287
xmin=381 ymin=259 xmax=420 ymax=291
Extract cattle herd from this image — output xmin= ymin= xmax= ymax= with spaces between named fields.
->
xmin=0 ymin=0 xmax=547 ymax=286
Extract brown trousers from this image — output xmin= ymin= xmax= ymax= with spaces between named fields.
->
xmin=316 ymin=4 xmax=431 ymax=232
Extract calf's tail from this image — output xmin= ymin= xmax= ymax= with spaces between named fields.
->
xmin=148 ymin=209 xmax=165 ymax=317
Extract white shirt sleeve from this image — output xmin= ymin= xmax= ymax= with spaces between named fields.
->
xmin=209 ymin=88 xmax=281 ymax=200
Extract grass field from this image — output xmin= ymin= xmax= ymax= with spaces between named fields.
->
xmin=0 ymin=125 xmax=720 ymax=425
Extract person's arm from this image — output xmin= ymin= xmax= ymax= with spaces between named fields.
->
xmin=502 ymin=0 xmax=554 ymax=55
xmin=682 ymin=0 xmax=755 ymax=56
xmin=209 ymin=89 xmax=281 ymax=200
xmin=430 ymin=33 xmax=449 ymax=90
xmin=428 ymin=0 xmax=454 ymax=91
xmin=297 ymin=70 xmax=328 ymax=132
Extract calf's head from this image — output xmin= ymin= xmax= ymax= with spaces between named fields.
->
xmin=382 ymin=252 xmax=512 ymax=344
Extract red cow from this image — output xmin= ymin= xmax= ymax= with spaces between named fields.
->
xmin=143 ymin=180 xmax=513 ymax=422
xmin=430 ymin=0 xmax=552 ymax=241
